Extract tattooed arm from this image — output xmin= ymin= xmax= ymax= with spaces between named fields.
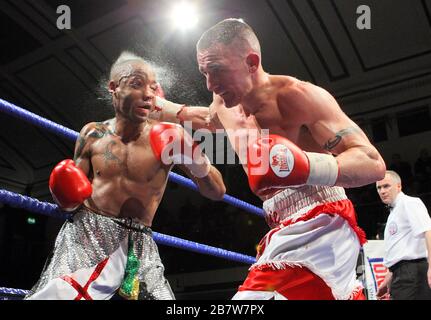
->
xmin=282 ymin=81 xmax=386 ymax=188
xmin=73 ymin=122 xmax=108 ymax=176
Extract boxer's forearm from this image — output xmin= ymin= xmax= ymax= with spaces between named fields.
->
xmin=195 ymin=166 xmax=226 ymax=201
xmin=335 ymin=145 xmax=386 ymax=188
xmin=178 ymin=106 xmax=218 ymax=131
xmin=150 ymin=97 xmax=216 ymax=131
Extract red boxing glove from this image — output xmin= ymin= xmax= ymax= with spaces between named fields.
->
xmin=247 ymin=135 xmax=339 ymax=195
xmin=49 ymin=159 xmax=92 ymax=211
xmin=150 ymin=122 xmax=211 ymax=178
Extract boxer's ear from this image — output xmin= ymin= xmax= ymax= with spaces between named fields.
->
xmin=246 ymin=53 xmax=260 ymax=73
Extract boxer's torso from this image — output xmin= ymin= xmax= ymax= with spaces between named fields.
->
xmin=213 ymin=76 xmax=329 ymax=200
xmin=82 ymin=119 xmax=171 ymax=226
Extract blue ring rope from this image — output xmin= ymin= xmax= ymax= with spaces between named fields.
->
xmin=0 ymin=189 xmax=256 ymax=265
xmin=0 ymin=287 xmax=29 ymax=297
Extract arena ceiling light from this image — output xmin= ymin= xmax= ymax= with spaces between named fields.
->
xmin=170 ymin=1 xmax=199 ymax=31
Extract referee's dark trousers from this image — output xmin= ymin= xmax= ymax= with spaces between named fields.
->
xmin=389 ymin=258 xmax=431 ymax=300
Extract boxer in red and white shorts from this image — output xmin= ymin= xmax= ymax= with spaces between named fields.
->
xmin=229 ymin=133 xmax=369 ymax=300
xmin=233 ymin=185 xmax=366 ymax=300
xmin=154 ymin=18 xmax=387 ymax=299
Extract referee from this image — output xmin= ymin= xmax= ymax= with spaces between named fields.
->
xmin=376 ymin=170 xmax=431 ymax=300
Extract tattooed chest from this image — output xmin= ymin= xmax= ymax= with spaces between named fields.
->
xmin=90 ymin=139 xmax=157 ymax=178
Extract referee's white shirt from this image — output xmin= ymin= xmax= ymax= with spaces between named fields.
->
xmin=384 ymin=192 xmax=431 ymax=268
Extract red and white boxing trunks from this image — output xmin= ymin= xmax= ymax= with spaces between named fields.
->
xmin=233 ymin=185 xmax=367 ymax=300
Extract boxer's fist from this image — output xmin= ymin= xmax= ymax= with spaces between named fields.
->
xmin=149 ymin=122 xmax=185 ymax=162
xmin=247 ymin=135 xmax=339 ymax=195
xmin=150 ymin=122 xmax=210 ymax=178
xmin=49 ymin=159 xmax=92 ymax=211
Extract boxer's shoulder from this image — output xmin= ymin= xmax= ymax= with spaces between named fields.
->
xmin=278 ymin=80 xmax=334 ymax=116
xmin=275 ymin=79 xmax=310 ymax=114
xmin=80 ymin=120 xmax=113 ymax=140
xmin=273 ymin=76 xmax=302 ymax=98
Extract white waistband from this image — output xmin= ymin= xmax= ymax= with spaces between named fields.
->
xmin=263 ymin=185 xmax=347 ymax=226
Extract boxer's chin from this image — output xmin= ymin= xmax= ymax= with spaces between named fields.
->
xmin=220 ymin=92 xmax=239 ymax=108
xmin=224 ymin=102 xmax=234 ymax=108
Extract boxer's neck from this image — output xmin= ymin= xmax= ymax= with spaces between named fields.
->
xmin=114 ymin=117 xmax=147 ymax=142
xmin=242 ymin=71 xmax=270 ymax=115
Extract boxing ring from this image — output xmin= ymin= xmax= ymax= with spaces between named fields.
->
xmin=0 ymin=97 xmax=264 ymax=300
